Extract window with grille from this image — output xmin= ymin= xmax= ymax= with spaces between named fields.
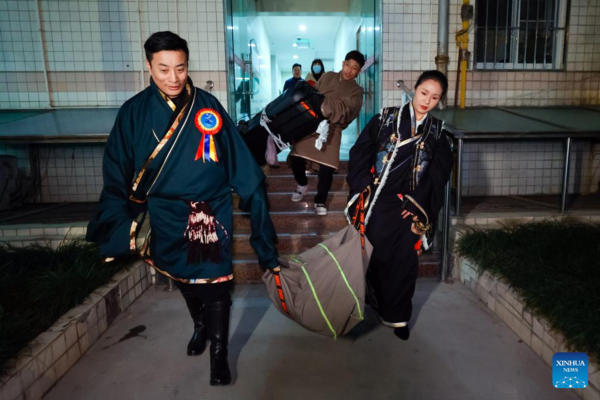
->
xmin=475 ymin=0 xmax=569 ymax=70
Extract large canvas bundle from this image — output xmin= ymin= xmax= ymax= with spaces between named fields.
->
xmin=263 ymin=225 xmax=373 ymax=338
xmin=238 ymin=80 xmax=325 ymax=165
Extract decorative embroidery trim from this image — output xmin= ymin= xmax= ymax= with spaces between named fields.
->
xmin=145 ymin=90 xmax=196 ymax=196
xmin=405 ymin=194 xmax=430 ymax=225
xmin=147 ymin=258 xmax=234 ymax=284
xmin=131 ymin=83 xmax=192 ymax=194
xmin=365 ymin=104 xmax=421 ymax=227
xmin=380 ymin=320 xmax=408 ymax=328
xmin=129 ymin=220 xmax=138 ymax=251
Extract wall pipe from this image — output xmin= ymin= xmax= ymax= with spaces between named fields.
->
xmin=435 ymin=0 xmax=449 ymax=79
xmin=35 ymin=0 xmax=52 ymax=108
xmin=456 ymin=0 xmax=473 ymax=109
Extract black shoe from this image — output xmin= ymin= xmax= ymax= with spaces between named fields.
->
xmin=394 ymin=326 xmax=410 ymax=340
xmin=187 ymin=310 xmax=207 ymax=356
xmin=207 ymin=301 xmax=232 ymax=386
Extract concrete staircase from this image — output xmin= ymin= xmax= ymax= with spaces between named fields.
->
xmin=232 ymin=161 xmax=441 ymax=282
xmin=0 ymin=162 xmax=441 ymax=282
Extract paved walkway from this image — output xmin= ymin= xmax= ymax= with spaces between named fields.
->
xmin=44 ymin=280 xmax=579 ymax=400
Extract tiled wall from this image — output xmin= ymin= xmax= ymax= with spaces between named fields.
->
xmin=5 ymin=138 xmax=593 ymax=204
xmin=37 ymin=145 xmax=104 ymax=203
xmin=381 ymin=0 xmax=600 ymax=108
xmin=0 ymin=0 xmax=228 ymax=109
xmin=2 ymin=0 xmax=600 ymax=202
xmin=380 ymin=0 xmax=600 ymax=198
xmin=461 ymin=140 xmax=596 ymax=197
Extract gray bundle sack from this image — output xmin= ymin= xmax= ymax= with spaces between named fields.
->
xmin=263 ymin=225 xmax=373 ymax=338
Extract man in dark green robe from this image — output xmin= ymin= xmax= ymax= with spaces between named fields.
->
xmin=86 ymin=31 xmax=279 ymax=386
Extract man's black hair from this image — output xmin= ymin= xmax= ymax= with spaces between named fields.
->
xmin=292 ymin=63 xmax=302 ymax=70
xmin=344 ymin=50 xmax=366 ymax=69
xmin=414 ymin=70 xmax=449 ymax=98
xmin=144 ymin=31 xmax=189 ymax=63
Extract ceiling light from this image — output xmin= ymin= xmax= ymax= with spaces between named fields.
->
xmin=292 ymin=43 xmax=297 ymax=47
xmin=375 ymin=26 xmax=380 ymax=31
xmin=227 ymin=26 xmax=234 ymax=30
xmin=299 ymin=25 xmax=306 ymax=32
xmin=293 ymin=55 xmax=298 ymax=59
xmin=368 ymin=27 xmax=373 ymax=32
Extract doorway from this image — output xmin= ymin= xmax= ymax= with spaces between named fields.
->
xmin=224 ymin=0 xmax=381 ymax=160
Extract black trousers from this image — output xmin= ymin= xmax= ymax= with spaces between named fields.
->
xmin=290 ymin=156 xmax=335 ymax=204
xmin=364 ymin=196 xmax=421 ymax=325
xmin=175 ymin=280 xmax=233 ymax=322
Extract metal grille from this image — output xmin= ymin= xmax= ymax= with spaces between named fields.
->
xmin=475 ymin=0 xmax=568 ymax=70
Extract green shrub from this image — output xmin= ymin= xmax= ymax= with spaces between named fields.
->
xmin=0 ymin=240 xmax=133 ymax=376
xmin=457 ymin=221 xmax=600 ymax=362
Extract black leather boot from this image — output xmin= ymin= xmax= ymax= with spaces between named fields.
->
xmin=207 ymin=301 xmax=232 ymax=386
xmin=394 ymin=326 xmax=410 ymax=340
xmin=187 ymin=306 xmax=207 ymax=356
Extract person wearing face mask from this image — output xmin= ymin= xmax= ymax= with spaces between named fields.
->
xmin=346 ymin=70 xmax=453 ymax=341
xmin=305 ymin=59 xmax=325 ymax=87
xmin=288 ymin=51 xmax=365 ymax=216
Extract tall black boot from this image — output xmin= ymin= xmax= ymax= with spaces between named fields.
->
xmin=176 ymin=281 xmax=207 ymax=357
xmin=187 ymin=306 xmax=207 ymax=356
xmin=207 ymin=301 xmax=232 ymax=386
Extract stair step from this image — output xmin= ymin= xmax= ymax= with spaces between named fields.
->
xmin=262 ymin=161 xmax=349 ymax=176
xmin=265 ymin=174 xmax=349 ymax=192
xmin=234 ymin=211 xmax=348 ymax=231
xmin=233 ymin=253 xmax=441 ymax=282
xmin=233 ymin=231 xmax=335 ymax=253
xmin=233 ymin=191 xmax=349 ymax=212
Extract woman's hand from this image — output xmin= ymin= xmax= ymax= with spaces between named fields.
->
xmin=273 ymin=266 xmax=281 ymax=272
xmin=403 ymin=210 xmax=426 ymax=237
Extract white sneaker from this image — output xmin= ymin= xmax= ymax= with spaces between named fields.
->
xmin=291 ymin=184 xmax=309 ymax=202
xmin=314 ymin=203 xmax=327 ymax=216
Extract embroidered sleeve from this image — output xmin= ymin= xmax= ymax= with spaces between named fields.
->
xmin=86 ymin=105 xmax=141 ymax=258
xmin=347 ymin=114 xmax=382 ymax=197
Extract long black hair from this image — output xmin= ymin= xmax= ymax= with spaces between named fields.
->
xmin=414 ymin=70 xmax=448 ymax=98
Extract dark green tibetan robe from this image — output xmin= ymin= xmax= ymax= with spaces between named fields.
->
xmin=87 ymin=78 xmax=278 ymax=282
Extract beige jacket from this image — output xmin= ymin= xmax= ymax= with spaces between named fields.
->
xmin=289 ymin=72 xmax=364 ymax=171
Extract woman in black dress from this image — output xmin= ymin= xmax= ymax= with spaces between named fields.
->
xmin=346 ymin=70 xmax=452 ymax=340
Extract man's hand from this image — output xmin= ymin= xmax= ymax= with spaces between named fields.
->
xmin=273 ymin=266 xmax=281 ymax=272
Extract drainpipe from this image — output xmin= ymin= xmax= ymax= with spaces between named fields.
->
xmin=435 ymin=0 xmax=449 ymax=79
xmin=456 ymin=1 xmax=473 ymax=109
xmin=137 ymin=0 xmax=145 ymax=91
xmin=35 ymin=0 xmax=52 ymax=107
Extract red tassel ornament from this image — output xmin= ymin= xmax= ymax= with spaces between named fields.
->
xmin=184 ymin=201 xmax=222 ymax=264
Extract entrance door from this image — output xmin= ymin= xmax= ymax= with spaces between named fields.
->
xmin=225 ymin=0 xmax=265 ymax=123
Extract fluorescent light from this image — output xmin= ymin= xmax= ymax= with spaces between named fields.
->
xmin=227 ymin=26 xmax=234 ymax=30
xmin=292 ymin=55 xmax=298 ymax=59
xmin=299 ymin=25 xmax=306 ymax=32
xmin=368 ymin=27 xmax=373 ymax=32
xmin=375 ymin=26 xmax=380 ymax=31
xmin=292 ymin=43 xmax=297 ymax=47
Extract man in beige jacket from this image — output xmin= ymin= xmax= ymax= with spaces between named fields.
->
xmin=288 ymin=51 xmax=365 ymax=215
